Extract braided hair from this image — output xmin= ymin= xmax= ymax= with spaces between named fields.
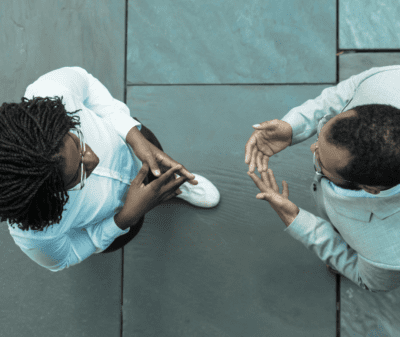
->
xmin=0 ymin=96 xmax=81 ymax=232
xmin=327 ymin=104 xmax=400 ymax=188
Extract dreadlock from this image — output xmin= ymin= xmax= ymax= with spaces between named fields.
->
xmin=327 ymin=104 xmax=400 ymax=189
xmin=0 ymin=96 xmax=81 ymax=232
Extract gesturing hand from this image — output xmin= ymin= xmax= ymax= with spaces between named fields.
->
xmin=126 ymin=119 xmax=299 ymax=227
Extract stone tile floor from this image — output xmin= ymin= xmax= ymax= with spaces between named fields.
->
xmin=1 ymin=1 xmax=400 ymax=336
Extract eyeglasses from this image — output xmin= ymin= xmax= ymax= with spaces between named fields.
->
xmin=67 ymin=128 xmax=87 ymax=191
xmin=313 ymin=139 xmax=353 ymax=183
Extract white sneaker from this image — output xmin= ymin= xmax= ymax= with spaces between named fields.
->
xmin=175 ymin=173 xmax=220 ymax=208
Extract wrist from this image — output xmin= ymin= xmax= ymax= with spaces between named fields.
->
xmin=276 ymin=206 xmax=300 ymax=228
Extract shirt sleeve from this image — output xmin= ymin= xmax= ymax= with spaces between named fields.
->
xmin=24 ymin=66 xmax=142 ymax=139
xmin=8 ymin=216 xmax=130 ymax=272
xmin=285 ymin=208 xmax=400 ymax=292
xmin=281 ymin=65 xmax=400 ymax=146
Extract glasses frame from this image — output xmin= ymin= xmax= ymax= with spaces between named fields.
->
xmin=67 ymin=128 xmax=87 ymax=191
xmin=313 ymin=138 xmax=353 ymax=183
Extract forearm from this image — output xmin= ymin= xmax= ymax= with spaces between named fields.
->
xmin=114 ymin=211 xmax=142 ymax=231
xmin=126 ymin=126 xmax=144 ymax=150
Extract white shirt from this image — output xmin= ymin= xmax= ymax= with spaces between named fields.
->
xmin=8 ymin=67 xmax=143 ymax=271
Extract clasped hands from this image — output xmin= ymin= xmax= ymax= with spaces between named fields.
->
xmin=126 ymin=124 xmax=300 ymax=228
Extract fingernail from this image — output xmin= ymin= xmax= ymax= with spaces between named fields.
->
xmin=253 ymin=124 xmax=260 ymax=127
xmin=155 ymin=170 xmax=160 ymax=176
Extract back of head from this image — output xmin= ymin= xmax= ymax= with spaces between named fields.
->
xmin=327 ymin=104 xmax=400 ymax=188
xmin=0 ymin=96 xmax=81 ymax=232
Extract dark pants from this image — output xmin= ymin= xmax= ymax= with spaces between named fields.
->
xmin=101 ymin=117 xmax=164 ymax=254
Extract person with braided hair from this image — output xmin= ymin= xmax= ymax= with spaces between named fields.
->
xmin=0 ymin=96 xmax=82 ymax=231
xmin=4 ymin=66 xmax=400 ymax=293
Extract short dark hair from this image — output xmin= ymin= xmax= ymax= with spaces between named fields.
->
xmin=327 ymin=104 xmax=400 ymax=188
xmin=0 ymin=96 xmax=81 ymax=232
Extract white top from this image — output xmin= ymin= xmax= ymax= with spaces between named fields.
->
xmin=8 ymin=67 xmax=143 ymax=270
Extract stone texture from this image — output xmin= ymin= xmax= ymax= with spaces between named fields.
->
xmin=339 ymin=0 xmax=400 ymax=49
xmin=127 ymin=0 xmax=336 ymax=84
xmin=339 ymin=52 xmax=400 ymax=81
xmin=125 ymin=84 xmax=336 ymax=336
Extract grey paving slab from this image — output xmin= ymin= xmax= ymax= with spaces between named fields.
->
xmin=339 ymin=52 xmax=400 ymax=81
xmin=0 ymin=1 xmax=126 ymax=337
xmin=127 ymin=0 xmax=336 ymax=84
xmin=124 ymin=84 xmax=337 ymax=337
xmin=339 ymin=0 xmax=400 ymax=49
xmin=338 ymin=53 xmax=400 ymax=337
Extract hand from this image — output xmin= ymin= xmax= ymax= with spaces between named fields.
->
xmin=119 ymin=163 xmax=192 ymax=225
xmin=247 ymin=169 xmax=299 ymax=227
xmin=128 ymin=119 xmax=293 ymax=188
xmin=127 ymin=120 xmax=298 ymax=226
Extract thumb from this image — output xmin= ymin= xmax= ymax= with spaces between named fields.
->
xmin=149 ymin=160 xmax=161 ymax=177
xmin=253 ymin=120 xmax=275 ymax=129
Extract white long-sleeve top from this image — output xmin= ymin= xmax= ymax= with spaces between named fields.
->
xmin=8 ymin=67 xmax=144 ymax=269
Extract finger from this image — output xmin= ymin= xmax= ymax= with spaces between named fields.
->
xmin=137 ymin=162 xmax=150 ymax=184
xmin=150 ymin=161 xmax=161 ymax=177
xmin=249 ymin=147 xmax=257 ymax=173
xmin=256 ymin=151 xmax=263 ymax=173
xmin=247 ymin=171 xmax=266 ymax=192
xmin=163 ymin=191 xmax=178 ymax=202
xmin=157 ymin=153 xmax=196 ymax=183
xmin=169 ymin=172 xmax=189 ymax=188
xmin=262 ymin=155 xmax=269 ymax=172
xmin=268 ymin=169 xmax=279 ymax=192
xmin=282 ymin=180 xmax=289 ymax=199
xmin=159 ymin=165 xmax=183 ymax=184
xmin=177 ymin=166 xmax=195 ymax=182
xmin=245 ymin=135 xmax=256 ymax=165
xmin=174 ymin=170 xmax=197 ymax=186
xmin=261 ymin=170 xmax=270 ymax=185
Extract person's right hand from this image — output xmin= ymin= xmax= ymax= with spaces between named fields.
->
xmin=118 ymin=163 xmax=189 ymax=225
xmin=245 ymin=119 xmax=293 ymax=173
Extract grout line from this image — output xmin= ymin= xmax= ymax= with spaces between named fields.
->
xmin=337 ymin=275 xmax=341 ymax=337
xmin=121 ymin=1 xmax=129 ymax=337
xmin=126 ymin=82 xmax=338 ymax=86
xmin=336 ymin=0 xmax=339 ymax=84
xmin=339 ymin=49 xmax=400 ymax=52
xmin=336 ymin=2 xmax=341 ymax=337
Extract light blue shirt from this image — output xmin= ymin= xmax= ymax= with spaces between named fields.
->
xmin=281 ymin=65 xmax=400 ymax=292
xmin=8 ymin=66 xmax=400 ymax=292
